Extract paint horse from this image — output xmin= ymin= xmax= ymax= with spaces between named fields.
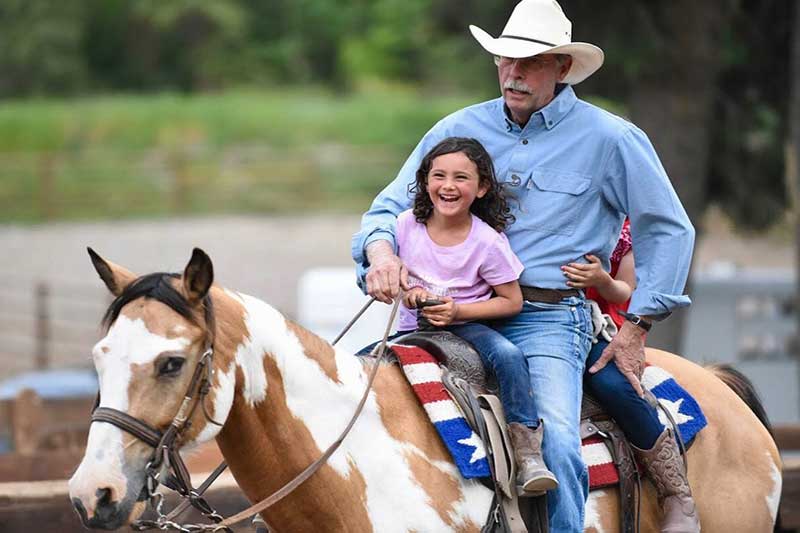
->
xmin=69 ymin=249 xmax=782 ymax=532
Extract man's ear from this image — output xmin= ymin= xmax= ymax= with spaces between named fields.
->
xmin=182 ymin=248 xmax=214 ymax=305
xmin=557 ymin=55 xmax=573 ymax=82
xmin=87 ymin=248 xmax=137 ymax=297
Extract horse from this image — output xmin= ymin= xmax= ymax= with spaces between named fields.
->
xmin=69 ymin=248 xmax=782 ymax=532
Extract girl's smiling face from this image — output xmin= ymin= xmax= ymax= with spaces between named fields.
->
xmin=426 ymin=151 xmax=489 ymax=222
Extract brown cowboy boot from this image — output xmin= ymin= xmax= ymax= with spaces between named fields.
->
xmin=633 ymin=428 xmax=701 ymax=533
xmin=507 ymin=422 xmax=558 ymax=495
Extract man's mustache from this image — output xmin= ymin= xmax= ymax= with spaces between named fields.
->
xmin=503 ymin=80 xmax=533 ymax=94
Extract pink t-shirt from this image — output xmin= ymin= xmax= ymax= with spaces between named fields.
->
xmin=396 ymin=209 xmax=524 ymax=331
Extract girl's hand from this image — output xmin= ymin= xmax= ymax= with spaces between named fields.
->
xmin=561 ymin=254 xmax=612 ymax=289
xmin=403 ymin=287 xmax=430 ymax=309
xmin=420 ymin=296 xmax=459 ymax=327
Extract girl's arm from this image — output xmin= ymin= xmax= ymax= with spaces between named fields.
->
xmin=420 ymin=280 xmax=523 ymax=327
xmin=561 ymin=253 xmax=635 ymax=304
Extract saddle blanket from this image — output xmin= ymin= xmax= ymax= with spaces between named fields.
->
xmin=585 ymin=364 xmax=708 ymax=489
xmin=393 ymin=344 xmax=491 ymax=478
xmin=394 ymin=344 xmax=707 ymax=488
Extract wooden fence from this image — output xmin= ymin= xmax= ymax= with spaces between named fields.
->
xmin=0 ymin=278 xmax=108 ymax=380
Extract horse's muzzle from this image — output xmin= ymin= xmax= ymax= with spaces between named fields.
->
xmin=71 ymin=488 xmax=130 ymax=530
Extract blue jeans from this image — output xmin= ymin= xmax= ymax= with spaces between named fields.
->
xmin=446 ymin=322 xmax=538 ymax=427
xmin=494 ymin=297 xmax=592 ymax=533
xmin=584 ymin=339 xmax=662 ymax=449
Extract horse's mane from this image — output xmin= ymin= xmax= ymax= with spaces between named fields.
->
xmin=102 ymin=272 xmax=194 ymax=329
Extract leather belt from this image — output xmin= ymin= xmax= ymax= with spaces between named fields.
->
xmin=520 ymin=285 xmax=582 ymax=304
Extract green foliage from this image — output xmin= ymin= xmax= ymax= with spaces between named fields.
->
xmin=0 ymin=88 xmax=477 ymax=222
xmin=0 ymin=0 xmax=794 ymax=231
xmin=0 ymin=0 xmax=88 ymax=96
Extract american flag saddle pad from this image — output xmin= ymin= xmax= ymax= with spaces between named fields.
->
xmin=394 ymin=344 xmax=707 ymax=489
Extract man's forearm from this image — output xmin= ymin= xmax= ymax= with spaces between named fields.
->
xmin=366 ymin=239 xmax=396 ymax=264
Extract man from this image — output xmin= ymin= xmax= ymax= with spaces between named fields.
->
xmin=352 ymin=1 xmax=696 ymax=531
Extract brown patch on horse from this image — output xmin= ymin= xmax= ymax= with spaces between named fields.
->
xmin=286 ymin=320 xmax=341 ymax=384
xmin=217 ymin=351 xmax=373 ymax=532
xmin=404 ymin=449 xmax=478 ymax=531
xmin=371 ymin=363 xmax=453 ymax=464
xmin=119 ymin=287 xmax=250 ymax=444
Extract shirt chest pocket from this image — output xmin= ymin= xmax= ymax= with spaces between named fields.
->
xmin=518 ymin=170 xmax=592 ymax=236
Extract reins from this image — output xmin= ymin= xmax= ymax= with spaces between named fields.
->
xmin=91 ymin=293 xmax=395 ymax=532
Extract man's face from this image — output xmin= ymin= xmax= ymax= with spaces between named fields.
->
xmin=496 ymin=54 xmax=572 ymax=125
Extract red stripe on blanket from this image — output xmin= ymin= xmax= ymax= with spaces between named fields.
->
xmin=582 ymin=435 xmax=619 ymax=489
xmin=413 ymin=381 xmax=451 ymax=403
xmin=393 ymin=345 xmax=436 ymax=365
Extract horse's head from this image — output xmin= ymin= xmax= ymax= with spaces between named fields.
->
xmin=69 ymin=248 xmax=236 ymax=530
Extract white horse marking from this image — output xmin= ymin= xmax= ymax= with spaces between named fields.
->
xmin=71 ymin=315 xmax=191 ymax=506
xmin=190 ymin=360 xmax=237 ymax=445
xmin=766 ymin=453 xmax=782 ymax=524
xmin=584 ymin=491 xmax=607 ymax=533
xmin=230 ymin=292 xmax=492 ymax=530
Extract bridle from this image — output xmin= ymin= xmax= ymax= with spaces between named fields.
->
xmin=90 ymin=295 xmax=230 ymax=531
xmin=88 ymin=292 xmax=396 ymax=532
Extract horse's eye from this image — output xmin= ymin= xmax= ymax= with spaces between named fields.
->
xmin=158 ymin=357 xmax=185 ymax=377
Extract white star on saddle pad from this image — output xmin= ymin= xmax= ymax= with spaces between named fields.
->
xmin=656 ymin=397 xmax=694 ymax=427
xmin=457 ymin=433 xmax=487 ymax=464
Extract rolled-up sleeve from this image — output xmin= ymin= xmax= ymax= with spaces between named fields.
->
xmin=352 ymin=121 xmax=450 ymax=292
xmin=601 ymin=127 xmax=696 ymax=317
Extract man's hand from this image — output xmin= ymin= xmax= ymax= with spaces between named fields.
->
xmin=420 ymin=296 xmax=459 ymax=327
xmin=365 ymin=240 xmax=408 ymax=303
xmin=588 ymin=321 xmax=647 ymax=397
xmin=561 ymin=254 xmax=611 ymax=289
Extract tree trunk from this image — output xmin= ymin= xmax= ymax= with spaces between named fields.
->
xmin=788 ymin=4 xmax=800 ymax=361
xmin=627 ymin=1 xmax=731 ymax=354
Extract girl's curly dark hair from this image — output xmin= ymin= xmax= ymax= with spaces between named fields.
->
xmin=409 ymin=137 xmax=514 ymax=232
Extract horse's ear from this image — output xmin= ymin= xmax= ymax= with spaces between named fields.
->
xmin=87 ymin=247 xmax=137 ymax=297
xmin=183 ymin=248 xmax=214 ymax=305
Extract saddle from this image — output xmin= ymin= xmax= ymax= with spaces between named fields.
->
xmin=392 ymin=330 xmax=641 ymax=533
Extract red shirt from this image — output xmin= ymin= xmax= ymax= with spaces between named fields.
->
xmin=586 ymin=219 xmax=632 ymax=329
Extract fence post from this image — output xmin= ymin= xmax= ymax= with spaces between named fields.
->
xmin=11 ymin=388 xmax=42 ymax=455
xmin=35 ymin=281 xmax=50 ymax=370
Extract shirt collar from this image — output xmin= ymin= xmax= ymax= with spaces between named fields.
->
xmin=500 ymin=84 xmax=578 ymax=132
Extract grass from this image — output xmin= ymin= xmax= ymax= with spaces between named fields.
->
xmin=0 ymin=87 xmax=479 ymax=222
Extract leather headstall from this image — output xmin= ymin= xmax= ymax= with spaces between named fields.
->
xmin=89 ymin=295 xmax=230 ymax=531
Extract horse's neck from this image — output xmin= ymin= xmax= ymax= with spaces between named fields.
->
xmin=215 ymin=291 xmax=373 ymax=522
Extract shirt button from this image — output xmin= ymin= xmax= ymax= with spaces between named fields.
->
xmin=511 ymin=174 xmax=521 ymax=186
xmin=522 ymin=139 xmax=529 ymax=145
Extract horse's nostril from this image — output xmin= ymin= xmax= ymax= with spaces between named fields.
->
xmin=96 ymin=487 xmax=114 ymax=507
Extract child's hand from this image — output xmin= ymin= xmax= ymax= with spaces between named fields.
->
xmin=561 ymin=254 xmax=612 ymax=289
xmin=403 ymin=287 xmax=430 ymax=309
xmin=420 ymin=296 xmax=459 ymax=327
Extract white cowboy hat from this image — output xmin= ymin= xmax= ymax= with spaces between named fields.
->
xmin=469 ymin=0 xmax=604 ymax=85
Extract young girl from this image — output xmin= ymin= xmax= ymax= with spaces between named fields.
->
xmin=396 ymin=136 xmax=557 ymax=495
xmin=562 ymin=220 xmax=700 ymax=532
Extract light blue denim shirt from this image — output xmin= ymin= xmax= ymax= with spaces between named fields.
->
xmin=351 ymin=85 xmax=695 ymax=317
